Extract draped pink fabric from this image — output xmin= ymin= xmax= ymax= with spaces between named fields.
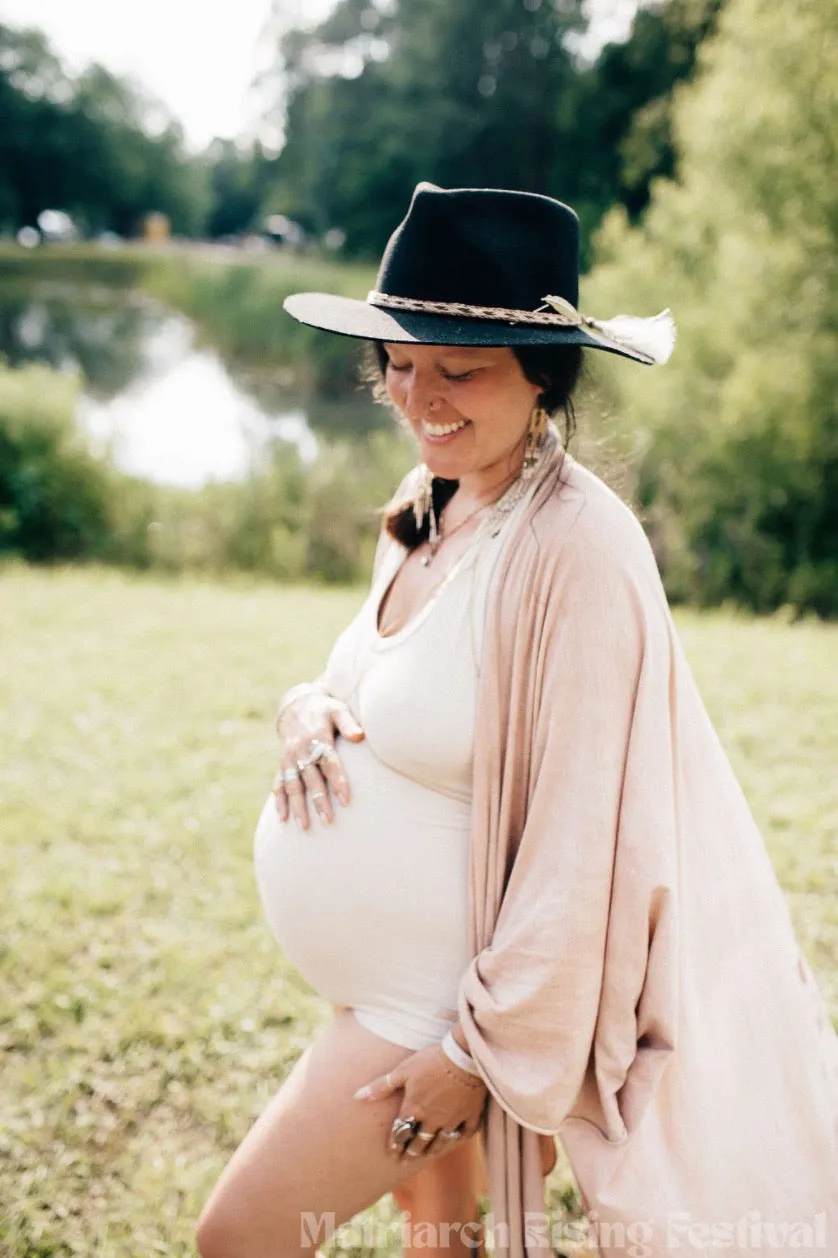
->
xmin=455 ymin=447 xmax=838 ymax=1258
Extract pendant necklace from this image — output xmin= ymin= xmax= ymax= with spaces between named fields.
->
xmin=420 ymin=425 xmax=557 ymax=567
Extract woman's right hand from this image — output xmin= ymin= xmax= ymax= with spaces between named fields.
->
xmin=272 ymin=692 xmax=365 ymax=830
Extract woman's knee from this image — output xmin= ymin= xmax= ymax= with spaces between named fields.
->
xmin=392 ymin=1135 xmax=485 ymax=1214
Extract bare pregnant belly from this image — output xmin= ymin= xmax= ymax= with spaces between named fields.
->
xmin=253 ymin=738 xmax=473 ymax=1035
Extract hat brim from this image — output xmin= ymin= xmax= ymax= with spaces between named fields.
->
xmin=283 ymin=293 xmax=655 ymax=364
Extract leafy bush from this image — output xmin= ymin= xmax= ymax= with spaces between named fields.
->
xmin=0 ymin=357 xmax=415 ymax=582
xmin=0 ymin=362 xmax=116 ymax=560
xmin=584 ymin=0 xmax=838 ymax=616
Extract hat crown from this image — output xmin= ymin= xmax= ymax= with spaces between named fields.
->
xmin=375 ymin=183 xmax=580 ymax=313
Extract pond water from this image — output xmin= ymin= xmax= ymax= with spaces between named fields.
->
xmin=0 ymin=280 xmax=385 ymax=487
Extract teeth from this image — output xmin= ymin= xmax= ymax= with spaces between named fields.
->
xmin=423 ymin=419 xmax=468 ymax=436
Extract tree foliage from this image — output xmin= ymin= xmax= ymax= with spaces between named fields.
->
xmin=0 ymin=24 xmax=209 ymax=236
xmin=0 ymin=363 xmax=113 ymax=560
xmin=0 ymin=6 xmax=725 ymax=248
xmin=568 ymin=0 xmax=724 ymax=243
xmin=265 ymin=0 xmax=723 ymax=259
xmin=204 ymin=139 xmax=281 ymax=239
xmin=585 ymin=0 xmax=838 ymax=614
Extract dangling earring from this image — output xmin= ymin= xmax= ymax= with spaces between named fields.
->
xmin=413 ymin=463 xmax=439 ymax=548
xmin=522 ymin=405 xmax=549 ymax=481
xmin=413 ymin=463 xmax=433 ymax=529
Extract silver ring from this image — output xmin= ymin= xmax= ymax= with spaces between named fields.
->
xmin=405 ymin=1146 xmax=423 ymax=1157
xmin=281 ymin=768 xmax=301 ymax=786
xmin=310 ymin=790 xmax=327 ymax=801
xmin=297 ymin=739 xmax=331 ymax=772
xmin=441 ymin=1128 xmax=462 ymax=1140
xmin=391 ymin=1116 xmax=418 ymax=1138
xmin=415 ymin=1130 xmax=436 ymax=1142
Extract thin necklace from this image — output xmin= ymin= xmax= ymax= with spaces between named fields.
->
xmin=421 ymin=426 xmax=557 ymax=567
xmin=421 ymin=498 xmax=494 ymax=567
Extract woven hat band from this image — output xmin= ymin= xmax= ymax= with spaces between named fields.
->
xmin=366 ymin=290 xmax=585 ymax=329
xmin=367 ymin=289 xmax=676 ymax=366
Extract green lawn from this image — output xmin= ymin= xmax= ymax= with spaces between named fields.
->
xmin=1 ymin=566 xmax=836 ymax=1257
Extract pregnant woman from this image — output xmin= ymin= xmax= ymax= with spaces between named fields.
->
xmin=197 ymin=185 xmax=838 ymax=1258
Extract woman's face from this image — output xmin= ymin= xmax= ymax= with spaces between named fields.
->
xmin=382 ymin=342 xmax=542 ymax=486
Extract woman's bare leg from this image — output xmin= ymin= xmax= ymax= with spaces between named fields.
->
xmin=196 ymin=1008 xmax=487 ymax=1258
xmin=393 ymin=1131 xmax=488 ymax=1258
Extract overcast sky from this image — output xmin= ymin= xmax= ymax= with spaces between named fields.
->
xmin=0 ymin=0 xmax=638 ymax=152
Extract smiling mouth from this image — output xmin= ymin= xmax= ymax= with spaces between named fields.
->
xmin=421 ymin=419 xmax=470 ymax=438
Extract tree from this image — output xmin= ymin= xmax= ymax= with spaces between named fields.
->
xmin=265 ymin=0 xmax=587 ymax=256
xmin=0 ymin=22 xmax=209 ymax=237
xmin=584 ymin=0 xmax=838 ymax=614
xmin=563 ymin=0 xmax=725 ymax=254
xmin=261 ymin=0 xmax=725 ymax=260
xmin=203 ymin=139 xmax=281 ymax=238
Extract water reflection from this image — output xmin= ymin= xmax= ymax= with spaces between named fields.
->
xmin=0 ymin=280 xmax=385 ymax=487
xmin=80 ymin=339 xmax=318 ymax=488
xmin=0 ymin=280 xmax=157 ymax=400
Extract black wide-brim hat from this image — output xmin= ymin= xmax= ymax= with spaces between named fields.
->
xmin=284 ymin=183 xmax=675 ymax=366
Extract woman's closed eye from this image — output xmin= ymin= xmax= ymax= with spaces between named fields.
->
xmin=386 ymin=359 xmax=480 ymax=383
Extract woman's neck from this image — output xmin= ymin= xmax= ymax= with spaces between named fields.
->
xmin=453 ymin=450 xmax=527 ymax=509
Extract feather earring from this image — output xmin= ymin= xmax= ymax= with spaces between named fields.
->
xmin=522 ymin=406 xmax=548 ymax=481
xmin=413 ymin=463 xmax=433 ymax=530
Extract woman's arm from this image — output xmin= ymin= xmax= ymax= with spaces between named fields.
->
xmin=441 ymin=1023 xmax=482 ymax=1077
xmin=272 ymin=466 xmax=417 ymax=827
xmin=454 ymin=501 xmax=679 ymax=1141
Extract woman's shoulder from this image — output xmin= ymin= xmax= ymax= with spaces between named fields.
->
xmin=535 ymin=453 xmax=659 ymax=573
xmin=519 ymin=452 xmax=671 ymax=629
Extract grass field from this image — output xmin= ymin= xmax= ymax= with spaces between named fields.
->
xmin=1 ymin=565 xmax=836 ymax=1257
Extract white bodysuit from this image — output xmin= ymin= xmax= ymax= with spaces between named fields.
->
xmin=253 ymin=485 xmax=534 ymax=1050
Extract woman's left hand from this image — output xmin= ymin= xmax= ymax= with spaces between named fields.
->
xmin=354 ymin=1044 xmax=488 ymax=1160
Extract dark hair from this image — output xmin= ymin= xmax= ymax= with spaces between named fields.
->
xmin=366 ymin=340 xmax=583 ymax=548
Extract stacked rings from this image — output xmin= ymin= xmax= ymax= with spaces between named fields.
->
xmin=389 ymin=1116 xmax=463 ymax=1149
xmin=297 ymin=739 xmax=333 ymax=772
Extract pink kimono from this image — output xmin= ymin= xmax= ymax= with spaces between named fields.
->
xmin=455 ymin=448 xmax=838 ymax=1257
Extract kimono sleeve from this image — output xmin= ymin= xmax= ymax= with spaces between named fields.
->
xmin=457 ymin=508 xmax=680 ymax=1140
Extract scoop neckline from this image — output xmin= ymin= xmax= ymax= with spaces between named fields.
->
xmin=372 ymin=536 xmax=479 ymax=648
xmin=371 ymin=460 xmax=549 ymax=648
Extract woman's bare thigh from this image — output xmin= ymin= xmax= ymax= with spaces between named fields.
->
xmin=197 ymin=1007 xmax=483 ymax=1258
